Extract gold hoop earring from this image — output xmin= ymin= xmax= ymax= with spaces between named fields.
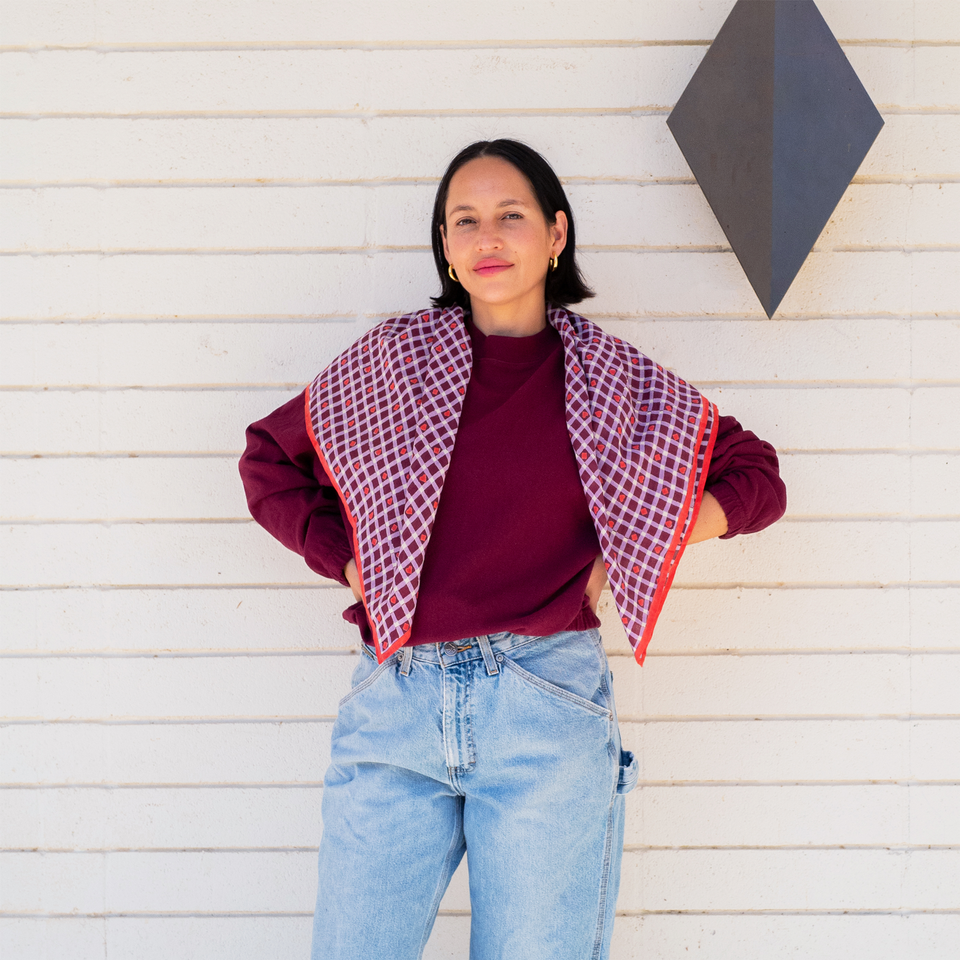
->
xmin=549 ymin=255 xmax=559 ymax=272
xmin=447 ymin=264 xmax=459 ymax=283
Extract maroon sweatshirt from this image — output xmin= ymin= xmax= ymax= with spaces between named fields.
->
xmin=240 ymin=320 xmax=786 ymax=645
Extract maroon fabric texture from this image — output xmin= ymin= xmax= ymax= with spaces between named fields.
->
xmin=240 ymin=321 xmax=786 ymax=654
xmin=405 ymin=319 xmax=601 ymax=645
xmin=304 ymin=306 xmax=716 ymax=663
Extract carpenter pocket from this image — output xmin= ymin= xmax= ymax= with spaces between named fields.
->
xmin=616 ymin=749 xmax=639 ymax=795
xmin=501 ymin=631 xmax=613 ymax=719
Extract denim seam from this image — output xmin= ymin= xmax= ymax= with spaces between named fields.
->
xmin=591 ymin=796 xmax=618 ymax=959
xmin=463 ymin=668 xmax=477 ymax=769
xmin=336 ymin=654 xmax=395 ymax=709
xmin=442 ymin=666 xmax=458 ymax=774
xmin=591 ymin=726 xmax=621 ymax=960
xmin=416 ymin=810 xmax=466 ymax=960
xmin=500 ymin=658 xmax=613 ymax=718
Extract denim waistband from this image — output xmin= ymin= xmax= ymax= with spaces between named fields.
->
xmin=365 ymin=628 xmax=601 ymax=670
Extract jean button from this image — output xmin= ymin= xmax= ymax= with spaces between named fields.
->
xmin=443 ymin=642 xmax=458 ymax=655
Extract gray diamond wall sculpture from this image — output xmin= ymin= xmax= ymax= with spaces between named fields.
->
xmin=667 ymin=0 xmax=884 ymax=318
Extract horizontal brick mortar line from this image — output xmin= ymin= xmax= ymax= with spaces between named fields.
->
xmin=3 ymin=38 xmax=959 ymax=53
xmin=631 ymin=844 xmax=960 ymax=851
xmin=5 ymin=245 xmax=959 ymax=256
xmin=2 ymin=574 xmax=953 ymax=586
xmin=641 ymin=780 xmax=960 ymax=788
xmin=1 ymin=848 xmax=332 ymax=854
xmin=5 ymin=781 xmax=960 ymax=791
xmin=6 ymin=312 xmax=959 ymax=324
xmin=0 ymin=452 xmax=260 ymax=459
xmin=640 ymin=648 xmax=960 ymax=657
xmin=617 ymin=910 xmax=960 ymax=918
xmin=5 ymin=714 xmax=960 ymax=727
xmin=11 ymin=311 xmax=960 ymax=324
xmin=812 ymin=511 xmax=947 ymax=520
xmin=4 ymin=450 xmax=960 ymax=461
xmin=0 ymin=582 xmax=297 ymax=590
xmin=3 ymin=582 xmax=958 ymax=592
xmin=780 ymin=448 xmax=960 ymax=455
xmin=7 ymin=312 xmax=960 ymax=324
xmin=0 ymin=650 xmax=364 ymax=660
xmin=7 ymin=38 xmax=960 ymax=54
xmin=0 ymin=912 xmax=319 ymax=920
xmin=0 ymin=782 xmax=328 ymax=789
xmin=3 ymin=648 xmax=959 ymax=660
xmin=10 ymin=379 xmax=960 ymax=392
xmin=4 ymin=450 xmax=959 ymax=461
xmin=7 ymin=108 xmax=685 ymax=119
xmin=0 ymin=518 xmax=264 ymax=525
xmin=2 ymin=909 xmax=959 ymax=920
xmin=5 ymin=513 xmax=960 ymax=523
xmin=7 ymin=246 xmax=740 ymax=256
xmin=5 ymin=380 xmax=960 ymax=392
xmin=5 ymin=844 xmax=960 ymax=855
xmin=0 ymin=717 xmax=345 ymax=726
xmin=0 ymin=40 xmax=722 ymax=54
xmin=3 ymin=176 xmax=957 ymax=190
xmin=2 ymin=781 xmax=956 ymax=791
xmin=2 ymin=106 xmax=955 ymax=119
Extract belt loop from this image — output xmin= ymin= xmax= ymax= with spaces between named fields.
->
xmin=399 ymin=645 xmax=413 ymax=676
xmin=478 ymin=635 xmax=499 ymax=676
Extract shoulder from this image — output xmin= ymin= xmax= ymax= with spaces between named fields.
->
xmin=322 ymin=308 xmax=440 ymax=368
xmin=559 ymin=308 xmax=651 ymax=375
xmin=359 ymin=307 xmax=456 ymax=352
xmin=560 ymin=308 xmax=710 ymax=413
xmin=345 ymin=309 xmax=426 ymax=353
xmin=311 ymin=307 xmax=463 ymax=388
xmin=371 ymin=308 xmax=436 ymax=339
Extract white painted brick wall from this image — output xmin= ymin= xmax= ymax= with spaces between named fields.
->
xmin=1 ymin=1 xmax=958 ymax=958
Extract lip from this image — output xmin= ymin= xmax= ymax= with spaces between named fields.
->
xmin=473 ymin=258 xmax=513 ymax=277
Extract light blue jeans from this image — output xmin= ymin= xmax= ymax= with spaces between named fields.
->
xmin=310 ymin=628 xmax=639 ymax=960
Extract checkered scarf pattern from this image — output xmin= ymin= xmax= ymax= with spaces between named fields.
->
xmin=307 ymin=305 xmax=717 ymax=665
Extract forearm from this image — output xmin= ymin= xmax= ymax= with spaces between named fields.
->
xmin=343 ymin=557 xmax=363 ymax=600
xmin=705 ymin=416 xmax=787 ymax=537
xmin=686 ymin=490 xmax=729 ymax=544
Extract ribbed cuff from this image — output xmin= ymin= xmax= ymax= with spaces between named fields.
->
xmin=706 ymin=479 xmax=746 ymax=540
xmin=305 ymin=539 xmax=355 ymax=586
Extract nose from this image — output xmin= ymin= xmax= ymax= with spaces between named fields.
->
xmin=475 ymin=219 xmax=503 ymax=251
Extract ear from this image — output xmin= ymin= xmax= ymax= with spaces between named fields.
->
xmin=440 ymin=223 xmax=451 ymax=263
xmin=551 ymin=210 xmax=569 ymax=259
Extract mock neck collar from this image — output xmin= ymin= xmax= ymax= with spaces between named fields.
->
xmin=465 ymin=311 xmax=560 ymax=363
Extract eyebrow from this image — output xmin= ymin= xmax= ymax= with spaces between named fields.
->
xmin=448 ymin=198 xmax=530 ymax=215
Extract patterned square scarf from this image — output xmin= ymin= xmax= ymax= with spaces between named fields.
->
xmin=308 ymin=305 xmax=717 ymax=664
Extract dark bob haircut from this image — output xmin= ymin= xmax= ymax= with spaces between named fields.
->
xmin=430 ymin=139 xmax=594 ymax=310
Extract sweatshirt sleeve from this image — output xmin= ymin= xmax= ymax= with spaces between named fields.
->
xmin=705 ymin=415 xmax=787 ymax=539
xmin=239 ymin=389 xmax=354 ymax=585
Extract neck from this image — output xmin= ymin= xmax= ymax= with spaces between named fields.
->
xmin=469 ymin=296 xmax=548 ymax=338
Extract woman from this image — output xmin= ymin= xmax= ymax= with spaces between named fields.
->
xmin=240 ymin=139 xmax=786 ymax=960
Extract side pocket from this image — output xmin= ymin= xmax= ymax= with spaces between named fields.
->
xmin=500 ymin=630 xmax=613 ymax=719
xmin=337 ymin=647 xmax=392 ymax=709
xmin=501 ymin=657 xmax=612 ymax=718
xmin=616 ymin=749 xmax=639 ymax=795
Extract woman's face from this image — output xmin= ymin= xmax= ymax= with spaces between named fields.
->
xmin=441 ymin=155 xmax=567 ymax=330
